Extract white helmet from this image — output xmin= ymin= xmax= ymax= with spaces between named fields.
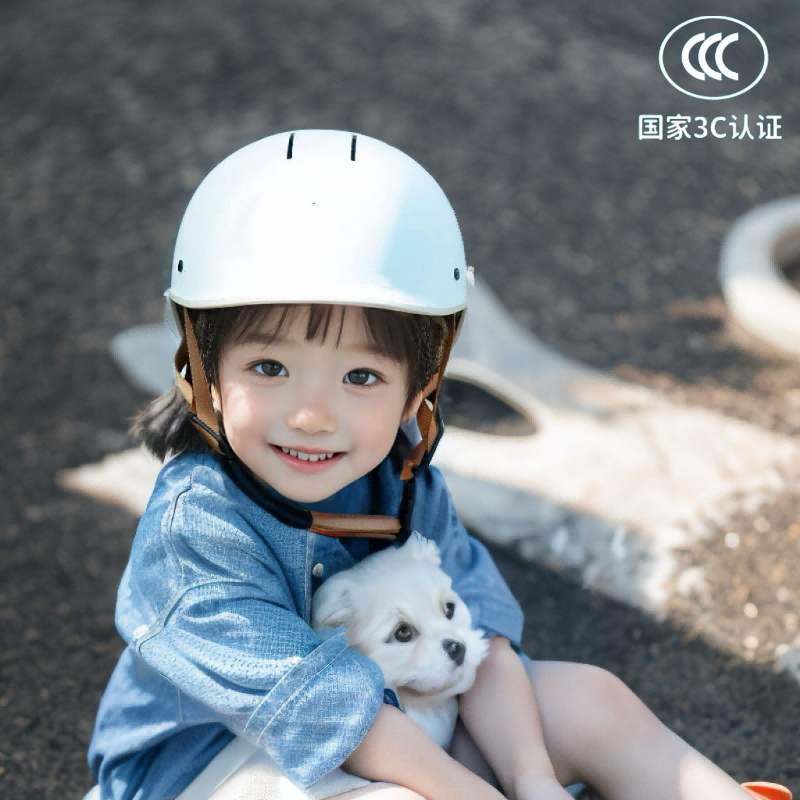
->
xmin=168 ymin=130 xmax=472 ymax=541
xmin=166 ymin=129 xmax=470 ymax=340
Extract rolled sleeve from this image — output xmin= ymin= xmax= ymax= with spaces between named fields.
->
xmin=136 ymin=582 xmax=385 ymax=787
xmin=248 ymin=630 xmax=384 ymax=785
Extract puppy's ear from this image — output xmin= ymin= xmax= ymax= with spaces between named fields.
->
xmin=404 ymin=531 xmax=441 ymax=567
xmin=310 ymin=574 xmax=357 ymax=632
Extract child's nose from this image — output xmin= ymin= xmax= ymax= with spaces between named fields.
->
xmin=286 ymin=406 xmax=337 ymax=434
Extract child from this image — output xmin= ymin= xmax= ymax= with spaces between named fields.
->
xmin=87 ymin=130 xmax=789 ymax=800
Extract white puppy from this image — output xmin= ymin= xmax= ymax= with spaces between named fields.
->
xmin=311 ymin=532 xmax=489 ymax=748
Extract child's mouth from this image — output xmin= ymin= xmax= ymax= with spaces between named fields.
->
xmin=271 ymin=445 xmax=345 ymax=473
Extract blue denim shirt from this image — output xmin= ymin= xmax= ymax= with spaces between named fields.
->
xmin=88 ymin=434 xmax=525 ymax=800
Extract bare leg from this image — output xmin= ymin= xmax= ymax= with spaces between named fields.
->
xmin=201 ymin=740 xmax=427 ymax=800
xmin=448 ymin=716 xmax=500 ymax=788
xmin=332 ymin=786 xmax=426 ymax=799
xmin=523 ymin=660 xmax=754 ymax=800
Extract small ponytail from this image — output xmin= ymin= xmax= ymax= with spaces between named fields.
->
xmin=130 ymin=384 xmax=213 ymax=461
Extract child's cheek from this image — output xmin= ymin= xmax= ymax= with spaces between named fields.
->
xmin=356 ymin=402 xmax=402 ymax=449
xmin=221 ymin=385 xmax=258 ymax=427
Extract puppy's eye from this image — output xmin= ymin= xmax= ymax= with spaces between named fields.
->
xmin=444 ymin=602 xmax=456 ymax=620
xmin=394 ymin=624 xmax=414 ymax=643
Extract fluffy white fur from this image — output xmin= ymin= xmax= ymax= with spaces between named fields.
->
xmin=311 ymin=532 xmax=489 ymax=748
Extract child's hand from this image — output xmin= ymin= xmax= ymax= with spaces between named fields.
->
xmin=513 ymin=771 xmax=577 ymax=800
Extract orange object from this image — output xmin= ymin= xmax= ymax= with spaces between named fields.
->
xmin=742 ymin=781 xmax=792 ymax=800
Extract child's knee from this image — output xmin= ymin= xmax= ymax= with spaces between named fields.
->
xmin=529 ymin=662 xmax=656 ymax=755
xmin=567 ymin=664 xmax=658 ymax=751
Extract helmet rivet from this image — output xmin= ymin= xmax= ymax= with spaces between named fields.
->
xmin=454 ymin=268 xmax=460 ymax=280
xmin=178 ymin=260 xmax=184 ymax=273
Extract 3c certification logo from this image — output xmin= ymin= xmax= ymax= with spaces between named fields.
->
xmin=659 ymin=17 xmax=768 ymax=100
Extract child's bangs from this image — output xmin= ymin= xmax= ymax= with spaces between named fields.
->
xmin=226 ymin=304 xmax=422 ymax=367
xmin=192 ymin=302 xmax=447 ymax=410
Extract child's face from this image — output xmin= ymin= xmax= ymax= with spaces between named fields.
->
xmin=215 ymin=305 xmax=433 ymax=503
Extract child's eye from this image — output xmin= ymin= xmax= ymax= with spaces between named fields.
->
xmin=345 ymin=369 xmax=379 ymax=386
xmin=443 ymin=602 xmax=455 ymax=620
xmin=253 ymin=361 xmax=286 ymax=377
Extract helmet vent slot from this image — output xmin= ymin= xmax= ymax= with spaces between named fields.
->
xmin=287 ymin=133 xmax=295 ymax=159
xmin=351 ymin=135 xmax=357 ymax=161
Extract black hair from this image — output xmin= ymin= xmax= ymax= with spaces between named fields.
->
xmin=132 ymin=304 xmax=452 ymax=461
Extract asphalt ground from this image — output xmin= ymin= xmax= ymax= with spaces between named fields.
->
xmin=1 ymin=1 xmax=800 ymax=797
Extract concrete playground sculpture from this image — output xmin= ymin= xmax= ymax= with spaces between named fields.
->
xmin=719 ymin=195 xmax=800 ymax=358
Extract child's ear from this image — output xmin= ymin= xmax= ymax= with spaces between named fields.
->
xmin=402 ymin=372 xmax=440 ymax=422
xmin=210 ymin=385 xmax=221 ymax=415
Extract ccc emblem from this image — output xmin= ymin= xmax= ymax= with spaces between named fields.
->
xmin=659 ymin=17 xmax=768 ymax=100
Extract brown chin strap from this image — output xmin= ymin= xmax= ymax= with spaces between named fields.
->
xmin=174 ymin=307 xmax=456 ymax=541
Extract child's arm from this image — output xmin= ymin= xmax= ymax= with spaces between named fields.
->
xmin=343 ymin=702 xmax=507 ymax=800
xmin=457 ymin=637 xmax=573 ymax=800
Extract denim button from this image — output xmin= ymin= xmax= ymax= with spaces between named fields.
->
xmin=312 ymin=563 xmax=324 ymax=577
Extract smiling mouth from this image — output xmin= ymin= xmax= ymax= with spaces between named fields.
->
xmin=271 ymin=445 xmax=344 ymax=465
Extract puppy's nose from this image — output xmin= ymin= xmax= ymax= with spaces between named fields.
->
xmin=442 ymin=639 xmax=465 ymax=667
